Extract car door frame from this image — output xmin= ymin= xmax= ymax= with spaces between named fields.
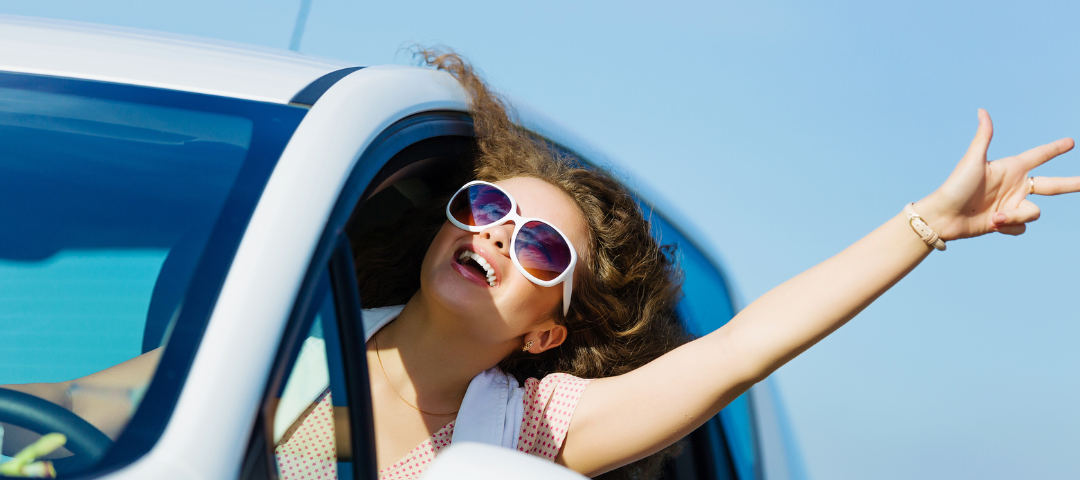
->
xmin=241 ymin=110 xmax=476 ymax=480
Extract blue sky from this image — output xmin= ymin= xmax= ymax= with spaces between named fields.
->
xmin=4 ymin=1 xmax=1077 ymax=478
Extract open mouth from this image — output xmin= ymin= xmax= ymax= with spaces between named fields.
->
xmin=456 ymin=250 xmax=497 ymax=287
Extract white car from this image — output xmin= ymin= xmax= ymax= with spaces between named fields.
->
xmin=0 ymin=14 xmax=803 ymax=480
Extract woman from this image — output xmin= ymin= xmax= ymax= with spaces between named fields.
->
xmin=312 ymin=50 xmax=1079 ymax=479
xmin=7 ymin=50 xmax=1078 ymax=479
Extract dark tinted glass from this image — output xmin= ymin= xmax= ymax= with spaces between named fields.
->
xmin=514 ymin=221 xmax=572 ymax=281
xmin=449 ymin=183 xmax=512 ymax=226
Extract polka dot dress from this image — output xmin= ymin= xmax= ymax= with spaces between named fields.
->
xmin=377 ymin=373 xmax=592 ymax=479
xmin=377 ymin=422 xmax=455 ymax=479
xmin=275 ymin=392 xmax=338 ymax=480
xmin=516 ymin=373 xmax=593 ymax=459
xmin=274 ymin=374 xmax=592 ymax=480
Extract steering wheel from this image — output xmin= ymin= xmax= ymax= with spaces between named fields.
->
xmin=0 ymin=387 xmax=112 ymax=474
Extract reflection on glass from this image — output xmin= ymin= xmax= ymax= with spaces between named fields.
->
xmin=0 ymin=80 xmax=254 ymax=475
xmin=515 ymin=221 xmax=572 ymax=281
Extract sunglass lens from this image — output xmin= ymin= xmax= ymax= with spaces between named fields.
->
xmin=449 ymin=184 xmax=512 ymax=226
xmin=514 ymin=221 xmax=572 ymax=282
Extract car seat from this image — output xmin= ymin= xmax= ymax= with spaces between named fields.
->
xmin=142 ymin=226 xmax=212 ymax=353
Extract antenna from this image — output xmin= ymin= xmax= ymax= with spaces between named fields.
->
xmin=289 ymin=0 xmax=313 ymax=52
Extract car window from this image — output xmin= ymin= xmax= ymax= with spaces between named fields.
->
xmin=269 ymin=270 xmax=354 ymax=480
xmin=0 ymin=72 xmax=305 ymax=475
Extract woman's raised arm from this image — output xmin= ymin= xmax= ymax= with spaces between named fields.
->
xmin=558 ymin=110 xmax=1077 ymax=476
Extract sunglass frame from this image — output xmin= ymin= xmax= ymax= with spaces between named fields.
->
xmin=445 ymin=180 xmax=577 ymax=315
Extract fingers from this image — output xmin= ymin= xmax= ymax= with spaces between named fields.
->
xmin=961 ymin=109 xmax=994 ymax=166
xmin=991 ymin=199 xmax=1040 ymax=235
xmin=1031 ymin=175 xmax=1080 ymax=196
xmin=993 ymin=199 xmax=1040 ymax=224
xmin=1017 ymin=137 xmax=1075 ymax=170
xmin=996 ymin=224 xmax=1027 ymax=236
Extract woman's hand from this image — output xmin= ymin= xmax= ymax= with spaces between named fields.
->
xmin=916 ymin=109 xmax=1077 ymax=240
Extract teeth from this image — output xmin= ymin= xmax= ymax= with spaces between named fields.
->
xmin=458 ymin=251 xmax=497 ymax=286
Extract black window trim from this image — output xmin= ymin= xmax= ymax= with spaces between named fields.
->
xmin=289 ymin=67 xmax=366 ymax=107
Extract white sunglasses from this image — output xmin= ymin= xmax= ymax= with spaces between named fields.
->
xmin=446 ymin=180 xmax=578 ymax=316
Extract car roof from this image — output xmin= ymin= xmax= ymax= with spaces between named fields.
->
xmin=0 ymin=14 xmax=356 ymax=104
xmin=0 ymin=14 xmax=737 ymax=308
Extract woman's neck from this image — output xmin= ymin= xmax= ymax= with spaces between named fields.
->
xmin=373 ymin=296 xmax=515 ymax=412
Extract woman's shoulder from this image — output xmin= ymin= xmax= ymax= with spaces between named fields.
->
xmin=517 ymin=372 xmax=593 ymax=459
xmin=521 ymin=372 xmax=593 ymax=414
xmin=523 ymin=372 xmax=592 ymax=390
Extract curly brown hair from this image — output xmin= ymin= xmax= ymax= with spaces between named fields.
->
xmin=351 ymin=48 xmax=691 ymax=479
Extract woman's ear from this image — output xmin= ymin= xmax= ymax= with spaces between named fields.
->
xmin=523 ymin=324 xmax=567 ymax=353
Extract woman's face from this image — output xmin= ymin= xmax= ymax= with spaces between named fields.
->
xmin=420 ymin=176 xmax=588 ymax=341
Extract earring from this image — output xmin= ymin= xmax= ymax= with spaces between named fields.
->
xmin=522 ymin=341 xmax=533 ymax=352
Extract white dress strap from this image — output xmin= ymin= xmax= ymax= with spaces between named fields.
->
xmin=361 ymin=305 xmax=525 ymax=449
xmin=451 ymin=367 xmax=525 ymax=449
xmin=362 ymin=305 xmax=406 ymax=341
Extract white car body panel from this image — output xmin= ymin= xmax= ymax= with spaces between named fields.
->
xmin=0 ymin=14 xmax=352 ymax=104
xmin=423 ymin=443 xmax=588 ymax=480
xmin=98 ymin=65 xmax=468 ymax=480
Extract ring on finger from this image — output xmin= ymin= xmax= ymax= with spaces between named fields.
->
xmin=1029 ymin=177 xmax=1035 ymax=195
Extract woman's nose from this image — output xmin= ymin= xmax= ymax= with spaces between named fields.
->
xmin=480 ymin=223 xmax=514 ymax=253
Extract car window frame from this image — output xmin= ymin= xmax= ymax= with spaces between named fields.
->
xmin=243 ymin=111 xmax=476 ymax=480
xmin=240 ymin=237 xmax=368 ymax=480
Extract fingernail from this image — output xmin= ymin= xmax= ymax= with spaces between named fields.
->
xmin=993 ymin=213 xmax=1007 ymax=224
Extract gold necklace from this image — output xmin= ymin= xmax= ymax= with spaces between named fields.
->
xmin=372 ymin=331 xmax=458 ymax=416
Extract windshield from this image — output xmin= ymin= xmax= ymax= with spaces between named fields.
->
xmin=0 ymin=72 xmax=305 ymax=476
